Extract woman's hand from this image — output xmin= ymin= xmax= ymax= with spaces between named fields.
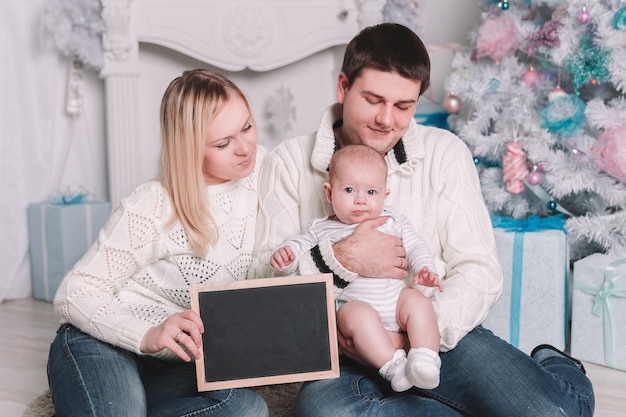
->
xmin=140 ymin=309 xmax=204 ymax=362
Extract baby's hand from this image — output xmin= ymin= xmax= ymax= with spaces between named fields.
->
xmin=270 ymin=246 xmax=296 ymax=271
xmin=413 ymin=266 xmax=443 ymax=292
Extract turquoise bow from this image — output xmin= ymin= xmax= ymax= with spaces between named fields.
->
xmin=575 ymin=258 xmax=626 ymax=368
xmin=48 ymin=186 xmax=94 ymax=205
xmin=491 ymin=214 xmax=566 ymax=232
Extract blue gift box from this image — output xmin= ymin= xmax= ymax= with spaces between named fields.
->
xmin=413 ymin=102 xmax=450 ymax=130
xmin=27 ymin=202 xmax=111 ymax=301
xmin=482 ymin=215 xmax=570 ymax=354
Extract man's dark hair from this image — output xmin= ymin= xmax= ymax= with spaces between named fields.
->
xmin=341 ymin=23 xmax=431 ymax=96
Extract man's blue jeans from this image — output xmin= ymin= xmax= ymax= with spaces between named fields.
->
xmin=47 ymin=324 xmax=269 ymax=417
xmin=296 ymin=326 xmax=594 ymax=417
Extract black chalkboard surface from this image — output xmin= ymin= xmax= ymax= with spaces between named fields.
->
xmin=190 ymin=274 xmax=339 ymax=391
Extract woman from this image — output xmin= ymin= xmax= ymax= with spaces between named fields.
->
xmin=47 ymin=69 xmax=268 ymax=417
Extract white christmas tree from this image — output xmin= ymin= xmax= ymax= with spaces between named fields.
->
xmin=445 ymin=0 xmax=626 ymax=259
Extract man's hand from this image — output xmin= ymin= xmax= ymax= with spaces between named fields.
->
xmin=333 ymin=216 xmax=407 ymax=279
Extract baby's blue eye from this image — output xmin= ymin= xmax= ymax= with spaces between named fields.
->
xmin=367 ymin=190 xmax=376 ymax=195
xmin=344 ymin=187 xmax=354 ymax=193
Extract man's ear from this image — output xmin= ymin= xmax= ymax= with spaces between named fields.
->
xmin=336 ymin=72 xmax=349 ymax=104
xmin=323 ymin=182 xmax=333 ymax=203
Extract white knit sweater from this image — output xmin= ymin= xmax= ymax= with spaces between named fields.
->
xmin=55 ymin=149 xmax=266 ymax=361
xmin=251 ymin=104 xmax=503 ymax=351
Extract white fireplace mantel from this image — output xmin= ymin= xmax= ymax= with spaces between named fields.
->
xmin=99 ymin=0 xmax=361 ymax=203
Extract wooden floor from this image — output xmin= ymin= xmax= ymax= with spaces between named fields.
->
xmin=0 ymin=298 xmax=624 ymax=417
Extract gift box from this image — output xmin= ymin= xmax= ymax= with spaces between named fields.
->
xmin=482 ymin=215 xmax=570 ymax=354
xmin=570 ymin=253 xmax=626 ymax=371
xmin=413 ymin=102 xmax=450 ymax=130
xmin=27 ymin=201 xmax=111 ymax=301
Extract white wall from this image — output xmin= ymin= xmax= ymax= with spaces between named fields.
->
xmin=130 ymin=43 xmax=343 ymax=188
xmin=1 ymin=1 xmax=109 ymax=300
xmin=68 ymin=0 xmax=480 ymax=200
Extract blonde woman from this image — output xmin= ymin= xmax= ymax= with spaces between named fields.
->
xmin=47 ymin=69 xmax=268 ymax=417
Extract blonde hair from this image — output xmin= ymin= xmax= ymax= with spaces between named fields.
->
xmin=328 ymin=144 xmax=388 ymax=183
xmin=159 ymin=69 xmax=250 ymax=257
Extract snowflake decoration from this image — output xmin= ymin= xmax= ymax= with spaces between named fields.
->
xmin=563 ymin=36 xmax=611 ymax=90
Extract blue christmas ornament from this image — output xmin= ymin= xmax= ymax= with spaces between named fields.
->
xmin=563 ymin=37 xmax=611 ymax=90
xmin=485 ymin=78 xmax=501 ymax=94
xmin=614 ymin=6 xmax=626 ymax=30
xmin=540 ymin=94 xmax=586 ymax=138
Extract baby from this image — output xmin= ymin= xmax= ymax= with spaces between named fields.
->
xmin=271 ymin=144 xmax=443 ymax=391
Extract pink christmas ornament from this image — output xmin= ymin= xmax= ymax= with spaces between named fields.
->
xmin=521 ymin=67 xmax=541 ymax=88
xmin=592 ymin=125 xmax=626 ymax=181
xmin=526 ymin=171 xmax=542 ymax=185
xmin=476 ymin=13 xmax=521 ymax=62
xmin=502 ymin=142 xmax=529 ymax=193
xmin=443 ymin=94 xmax=462 ymax=114
xmin=577 ymin=7 xmax=591 ymax=24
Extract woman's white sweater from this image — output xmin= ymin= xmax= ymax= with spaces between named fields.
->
xmin=55 ymin=150 xmax=265 ymax=360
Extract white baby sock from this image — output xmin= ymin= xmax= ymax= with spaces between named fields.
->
xmin=379 ymin=349 xmax=412 ymax=392
xmin=406 ymin=347 xmax=441 ymax=389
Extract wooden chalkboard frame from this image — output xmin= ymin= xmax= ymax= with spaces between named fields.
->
xmin=190 ymin=274 xmax=339 ymax=391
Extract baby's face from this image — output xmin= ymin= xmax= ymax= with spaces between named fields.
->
xmin=325 ymin=163 xmax=388 ymax=225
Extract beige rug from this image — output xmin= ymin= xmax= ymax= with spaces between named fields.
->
xmin=24 ymin=383 xmax=302 ymax=417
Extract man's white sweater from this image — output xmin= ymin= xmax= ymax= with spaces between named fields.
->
xmin=251 ymin=104 xmax=503 ymax=351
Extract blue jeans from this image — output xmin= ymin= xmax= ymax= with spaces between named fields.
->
xmin=47 ymin=324 xmax=268 ymax=417
xmin=295 ymin=326 xmax=594 ymax=417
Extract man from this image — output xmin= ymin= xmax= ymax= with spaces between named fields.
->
xmin=251 ymin=23 xmax=594 ymax=417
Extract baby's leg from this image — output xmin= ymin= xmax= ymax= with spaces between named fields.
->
xmin=396 ymin=288 xmax=441 ymax=389
xmin=396 ymin=288 xmax=440 ymax=351
xmin=337 ymin=301 xmax=411 ymax=392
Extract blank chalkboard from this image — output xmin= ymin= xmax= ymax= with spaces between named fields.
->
xmin=190 ymin=274 xmax=339 ymax=391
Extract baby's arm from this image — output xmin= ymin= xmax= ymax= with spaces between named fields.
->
xmin=270 ymin=246 xmax=296 ymax=272
xmin=413 ymin=266 xmax=443 ymax=292
xmin=268 ymin=218 xmax=328 ymax=276
xmin=391 ymin=210 xmax=442 ymax=291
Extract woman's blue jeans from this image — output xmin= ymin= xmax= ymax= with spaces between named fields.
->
xmin=296 ymin=326 xmax=594 ymax=417
xmin=47 ymin=324 xmax=268 ymax=417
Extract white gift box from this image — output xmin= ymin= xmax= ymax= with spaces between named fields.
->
xmin=570 ymin=253 xmax=626 ymax=371
xmin=482 ymin=216 xmax=570 ymax=354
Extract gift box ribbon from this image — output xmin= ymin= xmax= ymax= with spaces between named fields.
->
xmin=491 ymin=215 xmax=568 ymax=348
xmin=574 ymin=258 xmax=626 ymax=368
xmin=48 ymin=186 xmax=94 ymax=205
